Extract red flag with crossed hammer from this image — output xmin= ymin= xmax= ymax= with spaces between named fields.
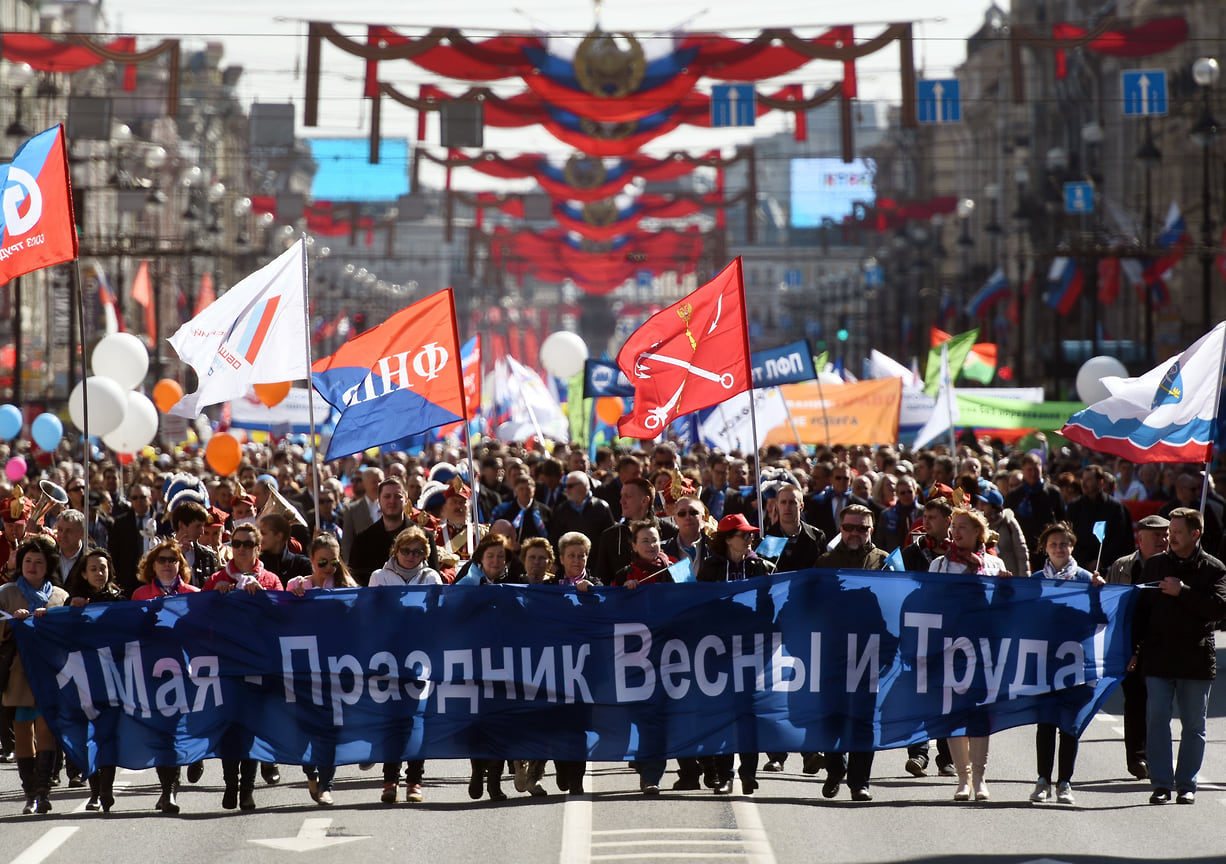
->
xmin=615 ymin=258 xmax=752 ymax=438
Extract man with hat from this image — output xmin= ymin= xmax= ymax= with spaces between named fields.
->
xmin=976 ymin=486 xmax=1029 ymax=580
xmin=1108 ymin=514 xmax=1169 ymax=780
xmin=436 ymin=476 xmax=487 ymax=573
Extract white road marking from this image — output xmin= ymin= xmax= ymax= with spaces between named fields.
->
xmin=559 ymin=794 xmax=593 ymax=864
xmin=732 ymin=799 xmax=778 ymax=864
xmin=250 ymin=818 xmax=369 ymax=852
xmin=9 ymin=827 xmax=79 ymax=864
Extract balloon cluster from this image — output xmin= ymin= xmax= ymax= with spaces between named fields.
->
xmin=67 ymin=332 xmax=159 ymax=456
xmin=0 ymin=402 xmax=62 ymax=481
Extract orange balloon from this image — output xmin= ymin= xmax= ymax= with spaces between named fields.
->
xmin=595 ymin=396 xmax=625 ymax=426
xmin=152 ymin=378 xmax=184 ymax=413
xmin=205 ymin=433 xmax=242 ymax=476
xmin=254 ymin=381 xmax=292 ymax=407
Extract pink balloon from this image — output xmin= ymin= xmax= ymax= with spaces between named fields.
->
xmin=5 ymin=456 xmax=27 ymax=482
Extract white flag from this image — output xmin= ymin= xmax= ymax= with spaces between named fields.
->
xmin=913 ymin=344 xmax=960 ymax=449
xmin=167 ymin=241 xmax=307 ymax=418
xmin=494 ymin=356 xmax=569 ymax=442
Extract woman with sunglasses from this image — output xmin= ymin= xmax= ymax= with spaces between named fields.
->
xmin=929 ymin=507 xmax=1012 ymax=803
xmin=368 ymin=526 xmax=439 ymax=804
xmin=1 ymin=536 xmax=68 ymax=815
xmin=203 ymin=525 xmax=284 ymax=812
xmin=66 ymin=549 xmax=125 ymax=812
xmin=132 ymin=540 xmax=199 ymax=814
xmin=698 ymin=513 xmax=775 ymax=795
xmin=287 ymin=536 xmax=357 ymax=806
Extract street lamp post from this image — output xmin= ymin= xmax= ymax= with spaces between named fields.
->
xmin=956 ymin=197 xmax=975 ymax=330
xmin=1136 ymin=120 xmax=1162 ymax=365
xmin=1191 ymin=57 xmax=1220 ymax=330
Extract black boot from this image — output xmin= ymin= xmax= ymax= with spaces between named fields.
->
xmin=86 ymin=772 xmax=102 ymax=811
xmin=33 ymin=750 xmax=55 ymax=813
xmin=97 ymin=766 xmax=116 ymax=813
xmin=16 ymin=755 xmax=35 ymax=814
xmin=486 ymin=760 xmax=507 ymax=802
xmin=155 ymin=766 xmax=180 ymax=814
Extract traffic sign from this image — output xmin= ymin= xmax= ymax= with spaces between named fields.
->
xmin=916 ymin=79 xmax=961 ymax=124
xmin=1122 ymin=69 xmax=1168 ymax=117
xmin=784 ymin=268 xmax=803 ymax=288
xmin=710 ymin=84 xmax=756 ymax=127
xmin=1064 ymin=181 xmax=1095 ymax=214
xmin=864 ymin=265 xmax=884 ymax=287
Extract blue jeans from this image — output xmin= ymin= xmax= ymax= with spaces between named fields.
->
xmin=1145 ymin=676 xmax=1212 ymax=793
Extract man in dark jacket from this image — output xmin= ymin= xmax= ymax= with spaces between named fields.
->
xmin=815 ymin=504 xmax=888 ymax=802
xmin=763 ymin=484 xmax=826 ymax=573
xmin=1003 ymin=453 xmax=1065 ymax=569
xmin=806 ymin=465 xmax=872 ymax=541
xmin=549 ymin=471 xmax=614 ymax=560
xmin=593 ymin=478 xmax=677 ymax=584
xmin=257 ymin=513 xmax=312 ymax=584
xmin=1067 ymin=465 xmax=1135 ymax=571
xmin=1131 ymin=507 xmax=1226 ymax=805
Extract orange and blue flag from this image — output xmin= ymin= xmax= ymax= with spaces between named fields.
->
xmin=312 ymin=289 xmax=466 ymax=460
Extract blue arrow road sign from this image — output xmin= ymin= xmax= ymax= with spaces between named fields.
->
xmin=1064 ymin=181 xmax=1095 ymax=214
xmin=710 ymin=84 xmax=756 ymax=127
xmin=1122 ymin=69 xmax=1168 ymax=117
xmin=917 ymin=79 xmax=961 ymax=124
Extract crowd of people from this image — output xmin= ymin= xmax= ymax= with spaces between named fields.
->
xmin=0 ymin=433 xmax=1224 ymax=814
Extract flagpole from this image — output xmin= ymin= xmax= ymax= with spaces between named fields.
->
xmin=298 ymin=236 xmax=321 ymax=535
xmin=944 ymin=348 xmax=958 ymax=456
xmin=450 ymin=291 xmax=481 ymax=533
xmin=70 ymin=259 xmax=91 ymax=534
xmin=1200 ymin=320 xmax=1226 ymax=513
xmin=734 ymin=270 xmax=765 ymax=528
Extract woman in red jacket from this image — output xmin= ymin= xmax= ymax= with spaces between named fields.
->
xmin=203 ymin=525 xmax=284 ymax=812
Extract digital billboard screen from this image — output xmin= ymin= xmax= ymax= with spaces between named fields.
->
xmin=306 ymin=138 xmax=411 ymax=202
xmin=789 ymin=157 xmax=876 ymax=228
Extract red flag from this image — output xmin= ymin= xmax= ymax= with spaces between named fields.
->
xmin=616 ymin=258 xmax=752 ymax=439
xmin=1097 ymin=257 xmax=1121 ymax=305
xmin=0 ymin=125 xmax=78 ymax=285
xmin=194 ymin=271 xmax=216 ymax=315
xmin=129 ymin=260 xmax=156 ymax=348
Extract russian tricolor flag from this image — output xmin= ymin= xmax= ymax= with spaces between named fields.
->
xmin=1045 ymin=257 xmax=1083 ymax=315
xmin=965 ymin=267 xmax=1009 ymax=319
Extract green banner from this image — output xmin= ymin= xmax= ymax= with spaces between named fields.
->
xmin=566 ymin=372 xmax=589 ymax=447
xmin=954 ymin=394 xmax=1085 ymax=431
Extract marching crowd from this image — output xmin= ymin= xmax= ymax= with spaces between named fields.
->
xmin=1 ymin=435 xmax=1224 ymax=815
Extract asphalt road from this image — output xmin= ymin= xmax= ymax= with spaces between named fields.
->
xmin=4 ymin=681 xmax=1226 ymax=864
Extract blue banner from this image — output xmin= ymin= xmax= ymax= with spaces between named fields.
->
xmin=583 ymin=359 xmax=635 ymax=399
xmin=751 ymin=340 xmax=817 ymax=387
xmin=10 ymin=571 xmax=1135 ymax=775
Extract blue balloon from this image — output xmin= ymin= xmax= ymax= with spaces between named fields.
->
xmin=0 ymin=404 xmax=21 ymax=440
xmin=31 ymin=413 xmax=64 ymax=452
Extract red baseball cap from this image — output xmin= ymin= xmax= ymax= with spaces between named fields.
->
xmin=717 ymin=513 xmax=759 ymax=534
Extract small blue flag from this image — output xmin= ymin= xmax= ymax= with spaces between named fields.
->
xmin=755 ymin=535 xmax=788 ymax=559
xmin=885 ymin=546 xmax=905 ymax=572
xmin=668 ymin=559 xmax=695 ymax=584
xmin=1092 ymin=521 xmax=1107 ymax=543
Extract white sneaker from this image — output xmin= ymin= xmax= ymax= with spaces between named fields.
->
xmin=1055 ymin=781 xmax=1075 ymax=805
xmin=1029 ymin=779 xmax=1051 ymax=802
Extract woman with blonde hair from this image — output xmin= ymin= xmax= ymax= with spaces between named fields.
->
xmin=370 ymin=526 xmax=443 ymax=587
xmin=131 ymin=539 xmax=199 ymax=814
xmin=929 ymin=507 xmax=1013 ymax=802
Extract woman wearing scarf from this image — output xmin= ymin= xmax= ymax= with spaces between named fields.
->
xmin=368 ymin=527 xmax=439 ymax=804
xmin=66 ymin=549 xmax=125 ymax=812
xmin=287 ymin=536 xmax=356 ymax=806
xmin=698 ymin=514 xmax=775 ymax=795
xmin=133 ymin=539 xmax=200 ymax=812
xmin=929 ymin=508 xmax=1012 ymax=802
xmin=203 ymin=525 xmax=284 ymax=812
xmin=553 ymin=532 xmax=596 ymax=795
xmin=0 ymin=535 xmax=68 ymax=814
xmin=1028 ymin=521 xmax=1102 ymax=806
xmin=611 ymin=521 xmax=677 ymax=794
xmin=369 ymin=527 xmax=443 ymax=587
xmin=457 ymin=534 xmax=514 ymax=585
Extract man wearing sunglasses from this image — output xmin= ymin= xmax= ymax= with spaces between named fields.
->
xmin=108 ymin=484 xmax=157 ymax=597
xmin=815 ymin=504 xmax=890 ymax=803
xmin=806 ymin=465 xmax=872 ymax=542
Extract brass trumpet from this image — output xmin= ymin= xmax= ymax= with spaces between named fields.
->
xmin=28 ymin=480 xmax=69 ymax=528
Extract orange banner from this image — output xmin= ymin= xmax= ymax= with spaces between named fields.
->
xmin=764 ymin=378 xmax=902 ymax=446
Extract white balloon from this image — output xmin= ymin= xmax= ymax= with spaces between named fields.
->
xmin=68 ymin=376 xmax=128 ymax=436
xmin=1075 ymin=355 xmax=1129 ymax=404
xmin=540 ymin=331 xmax=589 ymax=379
xmin=91 ymin=332 xmax=150 ymax=390
xmin=101 ymin=392 xmax=160 ymax=454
